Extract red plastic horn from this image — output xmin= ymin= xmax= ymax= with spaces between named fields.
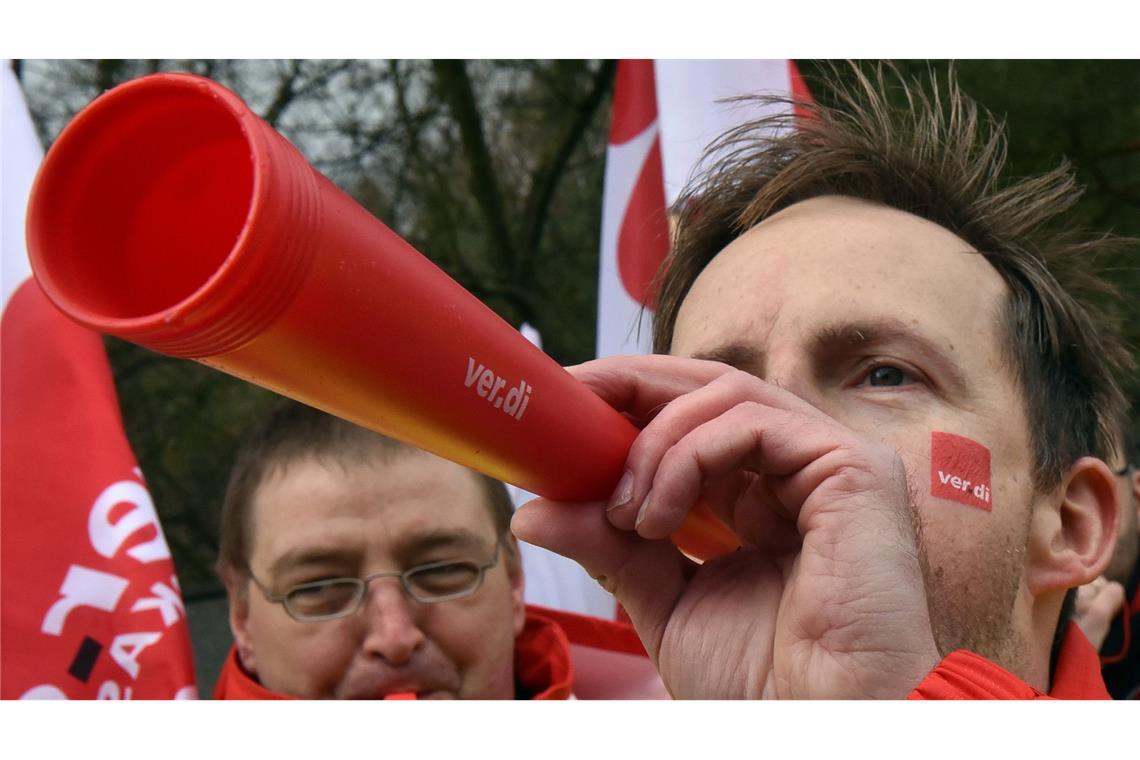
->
xmin=26 ymin=73 xmax=738 ymax=561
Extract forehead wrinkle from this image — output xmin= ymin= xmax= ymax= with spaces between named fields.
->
xmin=393 ymin=527 xmax=492 ymax=558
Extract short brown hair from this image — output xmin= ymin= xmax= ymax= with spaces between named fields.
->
xmin=216 ymin=399 xmax=515 ymax=578
xmin=654 ymin=63 xmax=1132 ymax=491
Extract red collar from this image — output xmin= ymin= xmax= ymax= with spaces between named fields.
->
xmin=910 ymin=623 xmax=1110 ymax=699
xmin=213 ymin=606 xmax=573 ymax=700
xmin=1049 ymin=623 xmax=1112 ymax=699
xmin=213 ymin=647 xmax=293 ymax=700
xmin=513 ymin=608 xmax=574 ymax=699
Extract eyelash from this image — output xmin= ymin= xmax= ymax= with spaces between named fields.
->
xmin=292 ymin=573 xmax=343 ymax=587
xmin=851 ymin=359 xmax=927 ymax=390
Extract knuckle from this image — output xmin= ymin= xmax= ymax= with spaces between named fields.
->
xmin=713 ymin=368 xmax=761 ymax=397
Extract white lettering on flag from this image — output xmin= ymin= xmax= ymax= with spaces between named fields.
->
xmin=88 ymin=479 xmax=171 ymax=563
xmin=109 ymin=632 xmax=163 ymax=680
xmin=2 ymin=63 xmax=197 ymax=699
xmin=130 ymin=580 xmax=187 ymax=628
xmin=41 ymin=565 xmax=129 ymax=636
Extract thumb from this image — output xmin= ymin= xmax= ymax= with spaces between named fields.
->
xmin=1074 ymin=579 xmax=1125 ymax=649
xmin=511 ymin=497 xmax=690 ymax=660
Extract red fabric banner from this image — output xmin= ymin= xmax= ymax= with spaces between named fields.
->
xmin=1 ymin=64 xmax=197 ymax=700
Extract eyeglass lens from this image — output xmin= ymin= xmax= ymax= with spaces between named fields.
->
xmin=283 ymin=561 xmax=484 ymax=619
xmin=287 ymin=580 xmax=362 ymax=618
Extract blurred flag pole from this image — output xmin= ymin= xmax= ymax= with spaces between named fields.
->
xmin=1 ymin=62 xmax=197 ymax=699
xmin=507 ymin=324 xmax=620 ymax=619
xmin=597 ymin=59 xmax=810 ymax=359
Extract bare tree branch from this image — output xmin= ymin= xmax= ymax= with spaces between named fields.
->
xmin=262 ymin=59 xmax=302 ymax=128
xmin=519 ymin=60 xmax=615 ymax=275
xmin=94 ymin=59 xmax=126 ymax=93
xmin=1095 ymin=138 xmax=1140 ymax=161
xmin=389 ymin=61 xmax=482 ymax=284
xmin=431 ymin=60 xmax=518 ymax=271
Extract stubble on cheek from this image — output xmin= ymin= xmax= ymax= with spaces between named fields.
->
xmin=912 ymin=486 xmax=1031 ymax=675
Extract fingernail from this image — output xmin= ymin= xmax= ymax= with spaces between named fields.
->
xmin=607 ymin=470 xmax=635 ymax=512
xmin=635 ymin=489 xmax=652 ymax=530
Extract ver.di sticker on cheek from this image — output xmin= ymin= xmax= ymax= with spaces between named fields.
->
xmin=930 ymin=431 xmax=993 ymax=511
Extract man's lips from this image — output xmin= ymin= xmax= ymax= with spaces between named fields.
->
xmin=345 ymin=682 xmax=434 ymax=699
xmin=341 ymin=673 xmax=457 ymax=700
xmin=383 ymin=692 xmax=417 ymax=700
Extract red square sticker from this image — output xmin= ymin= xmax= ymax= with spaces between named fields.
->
xmin=931 ymin=432 xmax=992 ymax=511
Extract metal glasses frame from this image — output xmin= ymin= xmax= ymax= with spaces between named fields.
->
xmin=246 ymin=542 xmax=502 ymax=622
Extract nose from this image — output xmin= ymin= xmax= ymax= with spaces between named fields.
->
xmin=359 ymin=579 xmax=426 ymax=665
xmin=764 ymin=357 xmax=823 ymax=410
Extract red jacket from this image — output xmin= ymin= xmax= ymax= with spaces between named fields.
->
xmin=909 ymin=623 xmax=1109 ymax=699
xmin=214 ymin=605 xmax=660 ymax=700
xmin=1098 ymin=567 xmax=1139 ymax=699
xmin=215 ymin=611 xmax=1106 ymax=700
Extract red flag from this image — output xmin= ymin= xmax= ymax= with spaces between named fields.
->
xmin=597 ymin=59 xmax=810 ymax=358
xmin=1 ymin=64 xmax=197 ymax=700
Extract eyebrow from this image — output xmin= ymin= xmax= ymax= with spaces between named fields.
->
xmin=809 ymin=318 xmax=935 ymax=353
xmin=691 ymin=343 xmax=766 ymax=376
xmin=268 ymin=547 xmax=356 ymax=579
xmin=266 ymin=528 xmax=491 ymax=578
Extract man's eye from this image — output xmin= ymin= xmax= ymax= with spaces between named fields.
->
xmin=287 ymin=580 xmax=359 ymax=615
xmin=291 ymin=582 xmax=335 ymax=597
xmin=409 ymin=562 xmax=479 ymax=595
xmin=865 ymin=365 xmax=913 ymax=387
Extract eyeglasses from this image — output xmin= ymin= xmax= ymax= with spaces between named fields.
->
xmin=247 ymin=543 xmax=501 ymax=622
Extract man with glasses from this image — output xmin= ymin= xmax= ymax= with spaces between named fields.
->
xmin=213 ymin=399 xmax=574 ymax=699
xmin=1076 ymin=426 xmax=1140 ymax=698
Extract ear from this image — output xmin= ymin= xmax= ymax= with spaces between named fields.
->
xmin=1130 ymin=467 xmax=1140 ymax=532
xmin=1027 ymin=457 xmax=1119 ymax=595
xmin=504 ymin=536 xmax=527 ymax=638
xmin=223 ymin=567 xmax=258 ymax=676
